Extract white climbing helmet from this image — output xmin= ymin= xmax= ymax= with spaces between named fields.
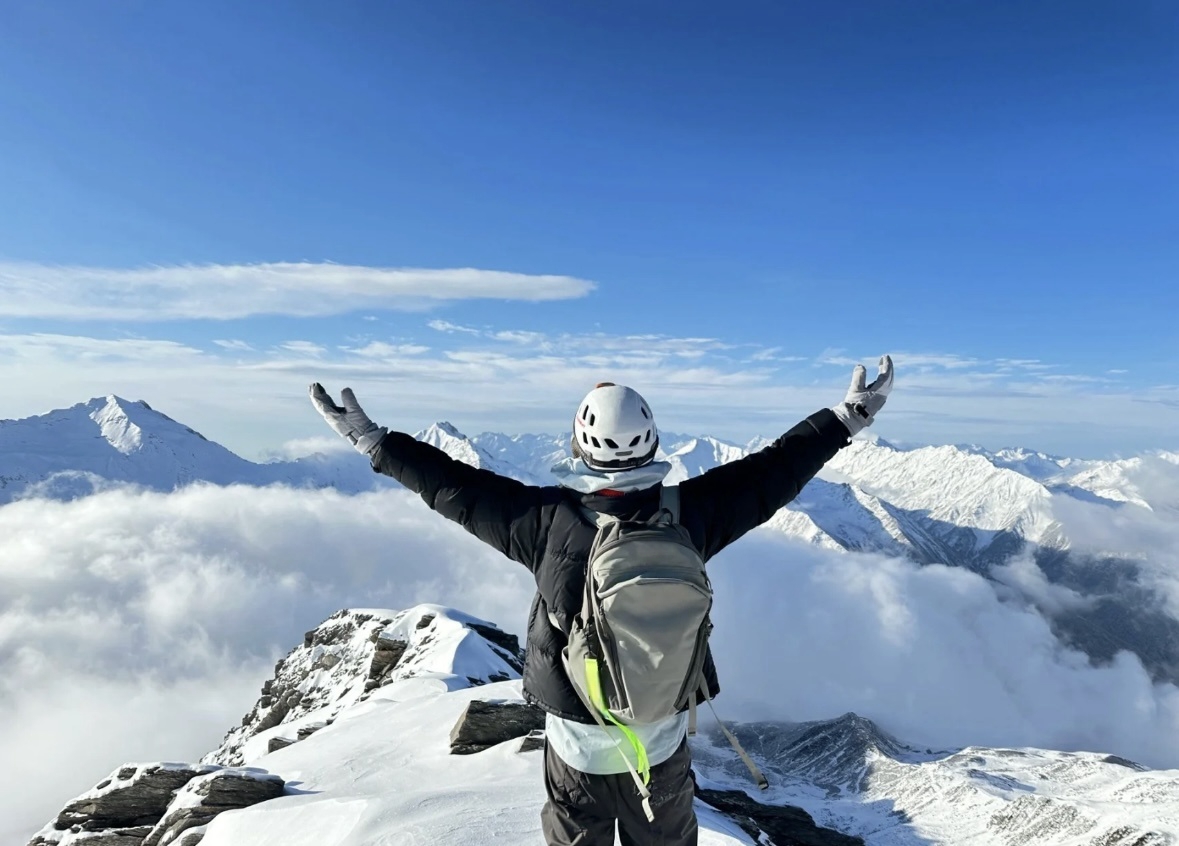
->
xmin=571 ymin=382 xmax=659 ymax=470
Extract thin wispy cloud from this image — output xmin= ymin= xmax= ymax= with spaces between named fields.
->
xmin=213 ymin=339 xmax=255 ymax=352
xmin=1 ymin=328 xmax=1175 ymax=460
xmin=427 ymin=319 xmax=485 ymax=335
xmin=279 ymin=341 xmax=327 ymax=356
xmin=0 ymin=262 xmax=596 ymax=321
xmin=344 ymin=341 xmax=431 ymax=357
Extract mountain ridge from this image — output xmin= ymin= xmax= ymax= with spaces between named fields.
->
xmin=5 ymin=396 xmax=1179 ymax=685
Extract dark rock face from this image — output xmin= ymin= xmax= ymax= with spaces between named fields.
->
xmin=27 ymin=763 xmax=283 ymax=846
xmin=518 ymin=730 xmax=546 ymax=754
xmin=141 ymin=769 xmax=285 ymax=846
xmin=467 ymin=623 xmax=525 ymax=671
xmin=449 ymin=700 xmax=546 ymax=755
xmin=369 ymin=631 xmax=409 ymax=681
xmin=29 ymin=826 xmax=154 ymax=845
xmin=206 ymin=607 xmax=524 ymax=766
xmin=207 ymin=610 xmax=398 ymax=766
xmin=697 ymin=789 xmax=864 ymax=846
xmin=267 ymin=736 xmax=297 ymax=754
xmin=52 ymin=764 xmax=214 ymax=831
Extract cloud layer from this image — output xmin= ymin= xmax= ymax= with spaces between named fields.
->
xmin=5 ymin=482 xmax=1179 ymax=841
xmin=2 ymin=325 xmax=1177 ymax=461
xmin=0 ymin=262 xmax=595 ymax=320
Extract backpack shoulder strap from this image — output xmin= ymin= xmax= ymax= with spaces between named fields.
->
xmin=578 ymin=503 xmax=617 ymax=529
xmin=659 ymin=484 xmax=680 ymax=522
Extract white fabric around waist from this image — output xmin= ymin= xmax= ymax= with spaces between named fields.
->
xmin=544 ymin=711 xmax=689 ymax=775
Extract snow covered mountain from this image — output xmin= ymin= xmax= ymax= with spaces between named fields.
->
xmin=692 ymin=712 xmax=1179 ymax=844
xmin=31 ymin=605 xmax=1179 ymax=846
xmin=0 ymin=396 xmax=392 ymax=504
xmin=5 ymin=396 xmax=1179 ymax=686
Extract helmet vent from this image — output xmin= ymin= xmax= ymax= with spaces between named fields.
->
xmin=591 ymin=436 xmax=601 ymax=448
xmin=589 ymin=413 xmax=596 ymax=426
xmin=582 ymin=405 xmax=590 ymax=421
xmin=629 ymin=435 xmax=641 ymax=447
xmin=604 ymin=438 xmax=618 ymax=449
xmin=644 ymin=430 xmax=651 ymax=443
xmin=641 ymin=406 xmax=649 ymax=419
xmin=581 ymin=433 xmax=588 ymax=444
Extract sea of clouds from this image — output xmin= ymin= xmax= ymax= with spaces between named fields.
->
xmin=4 ymin=476 xmax=1179 ymax=843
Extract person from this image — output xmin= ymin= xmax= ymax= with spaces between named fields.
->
xmin=309 ymin=355 xmax=894 ymax=846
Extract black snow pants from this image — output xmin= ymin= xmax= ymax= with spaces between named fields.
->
xmin=541 ymin=739 xmax=698 ymax=846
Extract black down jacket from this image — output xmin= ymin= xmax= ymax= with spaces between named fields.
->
xmin=370 ymin=407 xmax=850 ymax=723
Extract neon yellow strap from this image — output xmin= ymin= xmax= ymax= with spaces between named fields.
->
xmin=585 ymin=658 xmax=651 ymax=785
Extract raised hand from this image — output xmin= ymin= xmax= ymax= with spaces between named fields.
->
xmin=309 ymin=383 xmax=388 ymax=456
xmin=831 ymin=355 xmax=894 ymax=437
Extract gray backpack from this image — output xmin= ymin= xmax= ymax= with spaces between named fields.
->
xmin=562 ymin=486 xmax=766 ymax=820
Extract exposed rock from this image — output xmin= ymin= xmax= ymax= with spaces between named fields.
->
xmin=206 ymin=610 xmax=397 ymax=766
xmin=1102 ymin=755 xmax=1148 ymax=771
xmin=206 ymin=607 xmax=526 ymax=766
xmin=142 ymin=769 xmax=284 ymax=846
xmin=518 ymin=730 xmax=546 ymax=754
xmin=266 ymin=737 xmax=296 ymax=754
xmin=176 ymin=829 xmax=207 ymax=846
xmin=696 ymin=788 xmax=864 ymax=846
xmin=28 ymin=826 xmax=153 ymax=845
xmin=467 ymin=623 xmax=525 ymax=670
xmin=368 ymin=632 xmax=408 ymax=681
xmin=296 ymin=722 xmax=326 ymax=741
xmin=449 ymin=700 xmax=546 ymax=755
xmin=52 ymin=764 xmax=215 ymax=832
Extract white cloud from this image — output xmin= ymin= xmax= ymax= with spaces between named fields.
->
xmin=427 ymin=319 xmax=483 ymax=335
xmin=864 ymin=352 xmax=982 ymax=370
xmin=213 ymin=339 xmax=255 ymax=352
xmin=262 ymin=435 xmax=355 ymax=461
xmin=344 ymin=341 xmax=430 ymax=357
xmin=7 ymin=482 xmax=1179 ymax=841
xmin=0 ymin=484 xmax=535 ymax=841
xmin=0 ymin=262 xmax=596 ymax=320
xmin=709 ymin=532 xmax=1179 ymax=768
xmin=279 ymin=340 xmax=327 ymax=356
xmin=990 ymin=550 xmax=1095 ymax=615
xmin=2 ymin=328 xmax=1177 ymax=461
xmin=491 ymin=330 xmax=549 ymax=346
xmin=0 ymin=332 xmax=206 ymax=362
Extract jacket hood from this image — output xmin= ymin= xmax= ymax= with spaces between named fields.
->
xmin=549 ymin=456 xmax=672 ymax=494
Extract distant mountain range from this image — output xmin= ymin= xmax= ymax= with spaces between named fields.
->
xmin=5 ymin=395 xmax=1179 ymax=685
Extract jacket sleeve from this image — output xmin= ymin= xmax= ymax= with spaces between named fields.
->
xmin=678 ymin=408 xmax=850 ymax=561
xmin=369 ymin=431 xmax=548 ymax=571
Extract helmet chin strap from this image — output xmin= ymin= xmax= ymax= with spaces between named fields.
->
xmin=570 ymin=433 xmax=659 ymax=471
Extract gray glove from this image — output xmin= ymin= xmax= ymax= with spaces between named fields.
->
xmin=830 ymin=355 xmax=894 ymax=438
xmin=309 ymin=383 xmax=388 ymax=457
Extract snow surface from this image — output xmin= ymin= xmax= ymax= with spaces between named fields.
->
xmin=192 ymin=605 xmax=1179 ymax=846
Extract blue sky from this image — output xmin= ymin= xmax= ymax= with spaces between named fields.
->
xmin=0 ymin=1 xmax=1175 ymax=458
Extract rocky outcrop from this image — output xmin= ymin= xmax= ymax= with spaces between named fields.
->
xmin=141 ymin=769 xmax=284 ymax=846
xmin=207 ymin=610 xmax=399 ymax=765
xmin=206 ymin=607 xmax=524 ymax=766
xmin=26 ymin=763 xmax=283 ymax=846
xmin=518 ymin=730 xmax=546 ymax=753
xmin=449 ymin=700 xmax=546 ymax=755
xmin=44 ymin=764 xmax=215 ymax=836
xmin=697 ymin=788 xmax=864 ymax=846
